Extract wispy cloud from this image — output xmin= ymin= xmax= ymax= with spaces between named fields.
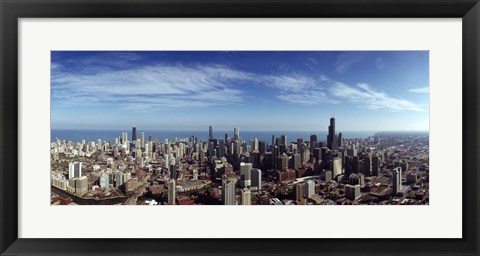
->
xmin=51 ymin=64 xmax=248 ymax=109
xmin=277 ymin=91 xmax=339 ymax=105
xmin=52 ymin=55 xmax=425 ymax=113
xmin=409 ymin=87 xmax=429 ymax=93
xmin=333 ymin=53 xmax=364 ymax=73
xmin=330 ymin=83 xmax=425 ymax=112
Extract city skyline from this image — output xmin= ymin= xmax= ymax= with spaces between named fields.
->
xmin=51 ymin=51 xmax=429 ymax=131
xmin=51 ymin=116 xmax=429 ymax=206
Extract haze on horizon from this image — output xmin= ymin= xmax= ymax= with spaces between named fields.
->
xmin=51 ymin=51 xmax=429 ymax=132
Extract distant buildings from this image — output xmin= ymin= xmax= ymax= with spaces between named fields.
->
xmin=50 ymin=118 xmax=429 ymax=206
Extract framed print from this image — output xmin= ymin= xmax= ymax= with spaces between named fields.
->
xmin=1 ymin=0 xmax=479 ymax=255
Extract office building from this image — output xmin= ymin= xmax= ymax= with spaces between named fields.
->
xmin=251 ymin=168 xmax=262 ymax=189
xmin=327 ymin=117 xmax=336 ymax=150
xmin=345 ymin=184 xmax=361 ymax=200
xmin=75 ymin=176 xmax=88 ymax=197
xmin=240 ymin=162 xmax=252 ymax=187
xmin=100 ymin=171 xmax=109 ymax=189
xmin=234 ymin=127 xmax=240 ymax=141
xmin=305 ymin=180 xmax=315 ymax=198
xmin=222 ymin=176 xmax=236 ymax=205
xmin=168 ymin=179 xmax=176 ymax=205
xmin=241 ymin=188 xmax=251 ymax=205
xmin=68 ymin=162 xmax=82 ymax=178
xmin=209 ymin=125 xmax=214 ymax=140
xmin=372 ymin=156 xmax=380 ymax=176
xmin=392 ymin=167 xmax=402 ymax=195
xmin=363 ymin=156 xmax=372 ymax=176
xmin=132 ymin=125 xmax=137 ymax=142
xmin=294 ymin=182 xmax=306 ymax=203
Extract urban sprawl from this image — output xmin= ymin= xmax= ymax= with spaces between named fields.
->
xmin=51 ymin=117 xmax=429 ymax=205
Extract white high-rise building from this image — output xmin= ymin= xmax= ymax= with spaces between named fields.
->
xmin=68 ymin=162 xmax=82 ymax=178
xmin=168 ymin=179 xmax=176 ymax=205
xmin=165 ymin=154 xmax=170 ymax=168
xmin=305 ymin=180 xmax=315 ymax=198
xmin=392 ymin=167 xmax=402 ymax=195
xmin=140 ymin=132 xmax=145 ymax=149
xmin=240 ymin=162 xmax=252 ymax=187
xmin=222 ymin=176 xmax=236 ymax=205
xmin=75 ymin=176 xmax=88 ymax=196
xmin=241 ymin=188 xmax=251 ymax=205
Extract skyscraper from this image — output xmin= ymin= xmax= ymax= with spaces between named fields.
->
xmin=222 ymin=176 xmax=236 ymax=205
xmin=392 ymin=167 xmax=402 ymax=195
xmin=234 ymin=127 xmax=240 ymax=141
xmin=75 ymin=176 xmax=88 ymax=196
xmin=168 ymin=179 xmax=176 ymax=205
xmin=209 ymin=125 xmax=214 ymax=140
xmin=372 ymin=156 xmax=380 ymax=176
xmin=99 ymin=171 xmax=109 ymax=189
xmin=363 ymin=156 xmax=372 ymax=177
xmin=327 ymin=117 xmax=336 ymax=150
xmin=241 ymin=188 xmax=251 ymax=205
xmin=68 ymin=162 xmax=82 ymax=178
xmin=294 ymin=182 xmax=306 ymax=203
xmin=345 ymin=184 xmax=361 ymax=200
xmin=305 ymin=180 xmax=315 ymax=198
xmin=240 ymin=162 xmax=252 ymax=187
xmin=140 ymin=132 xmax=145 ymax=149
xmin=251 ymin=168 xmax=262 ymax=189
xmin=132 ymin=125 xmax=137 ymax=142
xmin=338 ymin=132 xmax=343 ymax=148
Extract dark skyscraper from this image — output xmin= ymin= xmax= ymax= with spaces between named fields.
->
xmin=132 ymin=125 xmax=137 ymax=141
xmin=209 ymin=125 xmax=214 ymax=140
xmin=327 ymin=117 xmax=335 ymax=150
xmin=338 ymin=132 xmax=343 ymax=148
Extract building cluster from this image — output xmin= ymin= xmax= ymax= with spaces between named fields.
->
xmin=51 ymin=118 xmax=429 ymax=205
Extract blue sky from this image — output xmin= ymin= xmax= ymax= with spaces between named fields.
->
xmin=51 ymin=51 xmax=429 ymax=131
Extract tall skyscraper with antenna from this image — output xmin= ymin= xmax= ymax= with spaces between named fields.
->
xmin=327 ymin=117 xmax=336 ymax=150
xmin=132 ymin=125 xmax=137 ymax=141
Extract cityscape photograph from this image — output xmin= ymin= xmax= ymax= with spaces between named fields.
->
xmin=50 ymin=51 xmax=429 ymax=205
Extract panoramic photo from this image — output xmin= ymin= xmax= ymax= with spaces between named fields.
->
xmin=50 ymin=51 xmax=429 ymax=205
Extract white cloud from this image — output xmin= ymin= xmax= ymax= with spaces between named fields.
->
xmin=51 ymin=64 xmax=249 ymax=109
xmin=409 ymin=87 xmax=429 ymax=93
xmin=333 ymin=53 xmax=363 ymax=73
xmin=277 ymin=91 xmax=339 ymax=105
xmin=330 ymin=83 xmax=425 ymax=112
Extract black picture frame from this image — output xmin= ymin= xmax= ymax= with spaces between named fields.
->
xmin=1 ymin=0 xmax=479 ymax=255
